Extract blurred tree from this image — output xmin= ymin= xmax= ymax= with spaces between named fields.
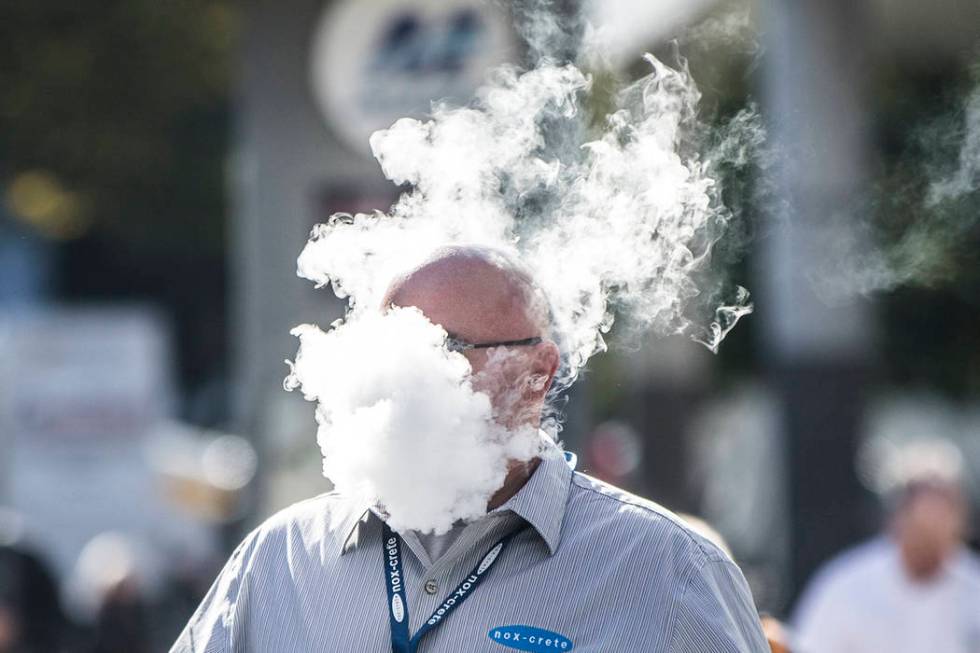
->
xmin=0 ymin=0 xmax=238 ymax=252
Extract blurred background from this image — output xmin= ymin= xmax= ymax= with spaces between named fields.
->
xmin=1 ymin=0 xmax=979 ymax=650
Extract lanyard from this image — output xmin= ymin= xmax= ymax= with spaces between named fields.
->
xmin=382 ymin=522 xmax=518 ymax=653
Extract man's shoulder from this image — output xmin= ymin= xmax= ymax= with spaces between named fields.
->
xmin=563 ymin=472 xmax=767 ymax=650
xmin=259 ymin=490 xmax=349 ymax=526
xmin=241 ymin=491 xmax=358 ymax=555
xmin=566 ymin=471 xmax=731 ymax=565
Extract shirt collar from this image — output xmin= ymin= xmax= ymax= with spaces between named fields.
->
xmin=336 ymin=501 xmax=373 ymax=555
xmin=336 ymin=434 xmax=573 ymax=556
xmin=490 ymin=438 xmax=572 ymax=555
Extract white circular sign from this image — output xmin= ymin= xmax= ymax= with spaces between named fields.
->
xmin=310 ymin=0 xmax=517 ymax=157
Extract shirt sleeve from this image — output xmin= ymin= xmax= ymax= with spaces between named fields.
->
xmin=669 ymin=557 xmax=770 ymax=653
xmin=169 ymin=530 xmax=259 ymax=653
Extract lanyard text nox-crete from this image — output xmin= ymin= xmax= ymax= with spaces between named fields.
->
xmin=381 ymin=452 xmax=577 ymax=652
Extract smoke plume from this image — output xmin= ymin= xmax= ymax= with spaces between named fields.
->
xmin=812 ymin=79 xmax=980 ymax=299
xmin=285 ymin=308 xmax=542 ymax=534
xmin=285 ymin=4 xmax=764 ymax=533
xmin=928 ymin=84 xmax=980 ymax=207
xmin=298 ymin=54 xmax=759 ymax=372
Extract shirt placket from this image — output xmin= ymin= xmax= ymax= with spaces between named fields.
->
xmin=403 ymin=514 xmax=521 ymax=646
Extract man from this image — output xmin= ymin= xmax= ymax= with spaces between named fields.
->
xmin=792 ymin=470 xmax=980 ymax=653
xmin=172 ymin=247 xmax=768 ymax=652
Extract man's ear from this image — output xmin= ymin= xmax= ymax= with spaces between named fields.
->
xmin=525 ymin=341 xmax=560 ymax=398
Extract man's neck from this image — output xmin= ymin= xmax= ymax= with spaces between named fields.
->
xmin=487 ymin=457 xmax=541 ymax=510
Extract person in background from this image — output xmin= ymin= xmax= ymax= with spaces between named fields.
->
xmin=792 ymin=464 xmax=980 ymax=653
xmin=89 ymin=577 xmax=150 ymax=653
xmin=759 ymin=615 xmax=792 ymax=653
xmin=0 ymin=508 xmax=69 ymax=653
xmin=69 ymin=532 xmax=152 ymax=653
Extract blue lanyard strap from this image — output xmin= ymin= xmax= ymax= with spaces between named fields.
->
xmin=382 ymin=522 xmax=519 ymax=653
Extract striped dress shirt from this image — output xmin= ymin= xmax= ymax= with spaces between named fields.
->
xmin=172 ymin=439 xmax=769 ymax=652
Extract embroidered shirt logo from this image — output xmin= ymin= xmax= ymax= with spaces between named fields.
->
xmin=488 ymin=625 xmax=574 ymax=651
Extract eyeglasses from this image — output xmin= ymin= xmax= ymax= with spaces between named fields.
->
xmin=445 ymin=335 xmax=543 ymax=354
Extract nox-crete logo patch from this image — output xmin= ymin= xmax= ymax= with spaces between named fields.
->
xmin=390 ymin=594 xmax=404 ymax=623
xmin=488 ymin=625 xmax=573 ymax=651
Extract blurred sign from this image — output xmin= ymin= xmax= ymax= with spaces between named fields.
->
xmin=0 ymin=307 xmax=212 ymax=585
xmin=0 ymin=308 xmax=173 ymax=446
xmin=309 ymin=0 xmax=517 ymax=156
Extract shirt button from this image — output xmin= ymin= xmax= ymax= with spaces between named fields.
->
xmin=424 ymin=579 xmax=439 ymax=595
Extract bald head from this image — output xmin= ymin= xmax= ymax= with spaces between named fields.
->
xmin=380 ymin=246 xmax=561 ymax=508
xmin=382 ymin=246 xmax=550 ymax=345
xmin=381 ymin=246 xmax=560 ymax=431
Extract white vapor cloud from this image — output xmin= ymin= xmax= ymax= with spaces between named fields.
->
xmin=285 ymin=307 xmax=542 ymax=534
xmin=286 ymin=6 xmax=765 ymax=533
xmin=298 ymin=56 xmax=758 ymax=374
